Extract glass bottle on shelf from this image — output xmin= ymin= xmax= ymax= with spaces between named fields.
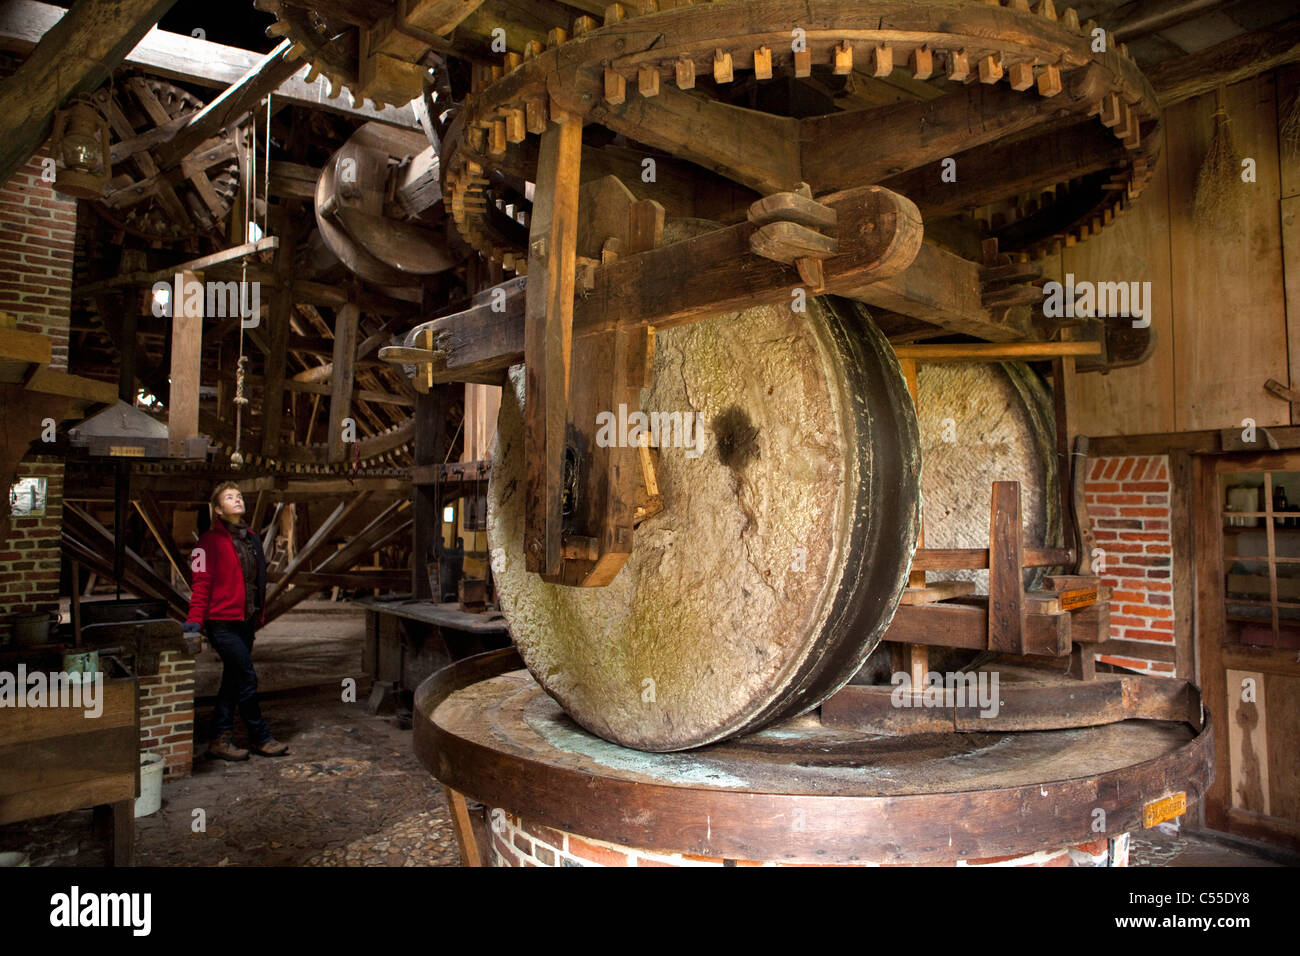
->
xmin=1276 ymin=485 xmax=1289 ymax=528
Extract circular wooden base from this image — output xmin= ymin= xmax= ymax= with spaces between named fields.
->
xmin=415 ymin=649 xmax=1214 ymax=866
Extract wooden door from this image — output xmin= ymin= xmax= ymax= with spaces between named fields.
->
xmin=1197 ymin=452 xmax=1300 ymax=850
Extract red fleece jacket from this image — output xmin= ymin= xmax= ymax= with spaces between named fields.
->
xmin=186 ymin=522 xmax=267 ymax=625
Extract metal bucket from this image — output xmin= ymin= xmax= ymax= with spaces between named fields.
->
xmin=10 ymin=612 xmax=56 ymax=647
xmin=134 ymin=752 xmax=165 ymax=818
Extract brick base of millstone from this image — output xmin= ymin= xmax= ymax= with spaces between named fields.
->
xmin=485 ymin=810 xmax=1131 ymax=867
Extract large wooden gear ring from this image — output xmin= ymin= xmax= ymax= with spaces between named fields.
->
xmin=489 ymin=295 xmax=920 ymax=751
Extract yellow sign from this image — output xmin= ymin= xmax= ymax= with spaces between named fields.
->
xmin=1143 ymin=791 xmax=1187 ymax=828
xmin=1061 ymin=588 xmax=1098 ymax=611
xmin=109 ymin=446 xmax=145 ymax=457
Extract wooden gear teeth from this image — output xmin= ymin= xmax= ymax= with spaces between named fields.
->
xmin=429 ymin=0 xmax=1161 ymax=266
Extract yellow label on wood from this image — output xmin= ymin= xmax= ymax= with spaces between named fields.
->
xmin=1061 ymin=588 xmax=1098 ymax=611
xmin=109 ymin=446 xmax=146 ymax=458
xmin=1143 ymin=791 xmax=1186 ymax=828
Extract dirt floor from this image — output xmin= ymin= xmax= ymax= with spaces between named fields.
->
xmin=0 ymin=602 xmax=1294 ymax=867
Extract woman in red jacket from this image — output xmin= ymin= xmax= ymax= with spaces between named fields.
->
xmin=185 ymin=482 xmax=289 ymax=760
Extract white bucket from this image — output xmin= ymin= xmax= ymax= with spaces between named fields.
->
xmin=135 ymin=752 xmax=165 ymax=818
xmin=0 ymin=851 xmax=30 ymax=866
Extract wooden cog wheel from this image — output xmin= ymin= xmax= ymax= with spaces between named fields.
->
xmin=90 ymin=77 xmax=241 ymax=243
xmin=437 ymin=0 xmax=1160 ymax=270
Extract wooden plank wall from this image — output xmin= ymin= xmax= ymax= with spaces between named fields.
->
xmin=1059 ymin=68 xmax=1300 ymax=437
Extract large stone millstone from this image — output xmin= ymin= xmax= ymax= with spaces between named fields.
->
xmin=488 ymin=295 xmax=920 ymax=752
xmin=916 ymin=361 xmax=1061 ymax=592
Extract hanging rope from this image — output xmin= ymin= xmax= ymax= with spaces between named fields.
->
xmin=230 ymin=103 xmax=261 ymax=469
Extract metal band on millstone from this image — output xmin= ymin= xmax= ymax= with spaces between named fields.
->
xmin=489 ymin=295 xmax=920 ymax=752
xmin=916 ymin=362 xmax=1061 ymax=592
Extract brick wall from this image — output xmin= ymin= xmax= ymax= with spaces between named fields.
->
xmin=0 ymin=458 xmax=64 ymax=646
xmin=138 ymin=648 xmax=196 ymax=777
xmin=1085 ymin=454 xmax=1176 ymax=675
xmin=0 ymin=155 xmax=75 ymax=373
xmin=486 ymin=809 xmax=1130 ymax=867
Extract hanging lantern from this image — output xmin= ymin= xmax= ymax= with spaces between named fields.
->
xmin=51 ymin=96 xmax=111 ymax=200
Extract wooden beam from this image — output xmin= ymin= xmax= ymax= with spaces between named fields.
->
xmin=988 ymin=481 xmax=1027 ymax=654
xmin=0 ymin=0 xmax=178 ymax=185
xmin=167 ymin=269 xmax=201 ymax=442
xmin=551 ymin=70 xmax=800 ymax=195
xmin=802 ymin=68 xmax=1115 ymax=194
xmin=1148 ymin=18 xmax=1300 ymax=108
xmin=893 ymin=342 xmax=1100 ymax=362
xmin=423 ymin=184 xmax=927 ymax=381
xmin=153 ymin=39 xmax=299 ymax=170
xmin=326 ymin=303 xmax=360 ymax=464
xmin=265 ymin=500 xmax=412 ymax=621
xmin=73 ymin=237 xmax=279 ymax=296
xmin=1106 ymin=0 xmax=1232 ymax=43
xmin=133 ymin=495 xmax=187 ymax=585
xmin=0 ymin=1 xmax=419 ymax=129
xmin=260 ymin=207 xmax=297 ymax=457
xmin=523 ymin=118 xmax=583 ymax=575
xmin=883 ymin=600 xmax=1070 ymax=656
xmin=849 ymin=241 xmax=1031 ymax=341
xmin=264 ymin=491 xmax=374 ymax=608
xmin=880 ymin=120 xmax=1132 ymax=220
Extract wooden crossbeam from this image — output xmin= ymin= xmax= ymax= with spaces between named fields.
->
xmin=0 ymin=1 xmax=419 ymax=129
xmin=264 ymin=491 xmax=374 ymax=608
xmin=133 ymin=496 xmax=187 ymax=585
xmin=63 ymin=502 xmax=188 ymax=619
xmin=265 ymin=500 xmax=412 ymax=622
xmin=551 ymin=70 xmax=800 ymax=195
xmin=153 ymin=39 xmax=298 ymax=170
xmin=1147 ymin=18 xmax=1300 ymax=108
xmin=802 ymin=72 xmax=1113 ymax=194
xmin=847 ymin=241 xmax=1031 ymax=342
xmin=879 ymin=120 xmax=1133 ymax=220
xmin=421 ymin=184 xmax=923 ymax=383
xmin=0 ymin=0 xmax=179 ymax=185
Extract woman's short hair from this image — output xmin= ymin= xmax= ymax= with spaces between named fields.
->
xmin=210 ymin=481 xmax=242 ymax=510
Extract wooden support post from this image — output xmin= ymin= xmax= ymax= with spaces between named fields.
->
xmin=444 ymin=786 xmax=483 ymax=866
xmin=70 ymin=559 xmax=82 ymax=646
xmin=988 ymin=481 xmax=1026 ymax=653
xmin=898 ymin=357 xmax=926 ymax=591
xmin=327 ymin=302 xmax=360 ymax=464
xmin=261 ymin=204 xmax=298 ymax=457
xmin=412 ymin=388 xmax=449 ymax=600
xmin=523 ymin=118 xmax=583 ymax=575
xmin=168 ymin=269 xmax=202 ymax=442
xmin=890 ymin=642 xmax=929 ymax=691
xmin=548 ymin=176 xmax=664 ymax=587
